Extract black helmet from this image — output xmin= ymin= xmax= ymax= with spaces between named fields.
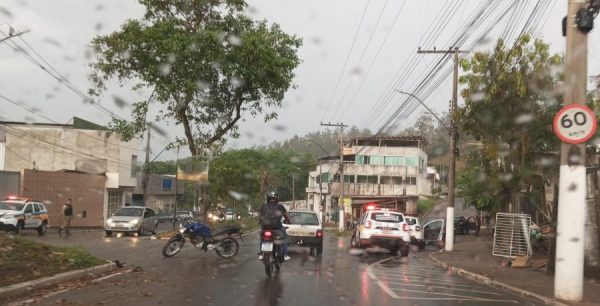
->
xmin=265 ymin=191 xmax=279 ymax=202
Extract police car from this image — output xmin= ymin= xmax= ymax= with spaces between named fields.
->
xmin=0 ymin=196 xmax=49 ymax=235
xmin=350 ymin=207 xmax=410 ymax=256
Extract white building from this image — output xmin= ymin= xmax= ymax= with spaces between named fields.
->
xmin=305 ymin=136 xmax=432 ymax=220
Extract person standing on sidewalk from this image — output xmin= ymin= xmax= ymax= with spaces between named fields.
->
xmin=59 ymin=198 xmax=73 ymax=236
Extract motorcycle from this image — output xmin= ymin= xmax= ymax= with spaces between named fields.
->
xmin=162 ymin=217 xmax=241 ymax=258
xmin=260 ymin=229 xmax=286 ymax=277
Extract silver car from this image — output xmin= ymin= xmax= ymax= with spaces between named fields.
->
xmin=105 ymin=206 xmax=158 ymax=237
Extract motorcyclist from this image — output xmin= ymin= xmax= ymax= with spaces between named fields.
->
xmin=258 ymin=190 xmax=290 ymax=261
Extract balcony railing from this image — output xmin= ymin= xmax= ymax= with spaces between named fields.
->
xmin=328 ymin=183 xmax=418 ymax=197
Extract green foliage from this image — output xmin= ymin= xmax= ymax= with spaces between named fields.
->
xmin=457 ymin=35 xmax=562 ymax=216
xmin=89 ymin=0 xmax=302 ymax=156
xmin=208 ymin=148 xmax=315 ymax=211
xmin=149 ymin=160 xmax=177 ymax=175
xmin=417 ymin=199 xmax=436 ymax=217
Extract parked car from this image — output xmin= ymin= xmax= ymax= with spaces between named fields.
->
xmin=404 ymin=216 xmax=425 ymax=250
xmin=105 ymin=206 xmax=158 ymax=237
xmin=422 ymin=219 xmax=447 ymax=248
xmin=455 ymin=216 xmax=480 ymax=235
xmin=0 ymin=197 xmax=49 ymax=235
xmin=350 ymin=209 xmax=411 ymax=256
xmin=284 ymin=210 xmax=324 ymax=256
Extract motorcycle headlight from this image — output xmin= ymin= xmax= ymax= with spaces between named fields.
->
xmin=129 ymin=219 xmax=139 ymax=225
xmin=179 ymin=227 xmax=186 ymax=233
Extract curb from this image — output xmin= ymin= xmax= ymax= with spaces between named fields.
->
xmin=0 ymin=262 xmax=118 ymax=301
xmin=427 ymin=252 xmax=569 ymax=306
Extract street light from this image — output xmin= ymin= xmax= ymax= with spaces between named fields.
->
xmin=301 ymin=138 xmax=330 ymax=222
xmin=394 ymin=90 xmax=449 ymax=129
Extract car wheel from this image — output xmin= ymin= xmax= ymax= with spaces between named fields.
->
xmin=389 ymin=247 xmax=399 ymax=255
xmin=316 ymin=244 xmax=323 ymax=255
xmin=137 ymin=225 xmax=144 ymax=236
xmin=152 ymin=223 xmax=158 ymax=235
xmin=418 ymin=241 xmax=425 ymax=251
xmin=105 ymin=230 xmax=113 ymax=237
xmin=400 ymin=244 xmax=409 ymax=257
xmin=37 ymin=221 xmax=48 ymax=236
xmin=350 ymin=233 xmax=357 ymax=248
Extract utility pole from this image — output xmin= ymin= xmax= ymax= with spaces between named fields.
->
xmin=417 ymin=47 xmax=468 ymax=251
xmin=555 ymin=0 xmax=589 ymax=301
xmin=321 ymin=122 xmax=347 ymax=232
xmin=172 ymin=146 xmax=180 ymax=230
xmin=292 ymin=172 xmax=296 ymax=210
xmin=142 ymin=129 xmax=151 ymax=202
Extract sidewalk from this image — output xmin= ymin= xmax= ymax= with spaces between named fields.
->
xmin=429 ymin=234 xmax=600 ymax=305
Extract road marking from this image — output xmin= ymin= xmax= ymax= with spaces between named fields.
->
xmin=377 ymin=280 xmax=399 ymax=298
xmin=385 ymin=281 xmax=502 ymax=295
xmin=389 ymin=287 xmax=518 ymax=302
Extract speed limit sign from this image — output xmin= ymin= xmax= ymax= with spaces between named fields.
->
xmin=553 ymin=104 xmax=597 ymax=144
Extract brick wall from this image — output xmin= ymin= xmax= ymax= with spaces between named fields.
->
xmin=22 ymin=169 xmax=105 ymax=227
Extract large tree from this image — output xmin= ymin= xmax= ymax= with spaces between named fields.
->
xmin=89 ymin=0 xmax=302 ymax=156
xmin=457 ymin=35 xmax=562 ymax=219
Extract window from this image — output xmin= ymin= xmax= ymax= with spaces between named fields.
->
xmin=356 ymin=155 xmax=369 ymax=165
xmin=380 ymin=176 xmax=393 ymax=184
xmin=130 ymin=155 xmax=138 ymax=178
xmin=358 ymin=176 xmax=378 ymax=184
xmin=371 ymin=212 xmax=403 ymax=223
xmin=370 ymin=155 xmax=384 ymax=165
xmin=405 ymin=156 xmax=418 ymax=166
xmin=406 ymin=177 xmax=417 ymax=185
xmin=108 ymin=191 xmax=122 ymax=216
xmin=24 ymin=204 xmax=33 ymax=213
xmin=33 ymin=203 xmax=41 ymax=213
xmin=343 ymin=175 xmax=355 ymax=183
xmin=384 ymin=156 xmax=403 ymax=166
xmin=319 ymin=172 xmax=330 ymax=183
xmin=163 ymin=179 xmax=173 ymax=192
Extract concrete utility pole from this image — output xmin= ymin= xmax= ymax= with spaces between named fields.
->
xmin=555 ymin=0 xmax=589 ymax=301
xmin=321 ymin=122 xmax=348 ymax=232
xmin=302 ymin=138 xmax=329 ymax=222
xmin=143 ymin=129 xmax=151 ymax=201
xmin=172 ymin=146 xmax=180 ymax=230
xmin=417 ymin=47 xmax=468 ymax=251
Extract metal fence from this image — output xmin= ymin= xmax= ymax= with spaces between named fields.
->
xmin=492 ymin=213 xmax=532 ymax=258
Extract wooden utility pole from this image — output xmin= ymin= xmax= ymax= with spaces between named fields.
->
xmin=143 ymin=129 xmax=151 ymax=201
xmin=417 ymin=47 xmax=468 ymax=251
xmin=555 ymin=0 xmax=588 ymax=301
xmin=321 ymin=122 xmax=348 ymax=232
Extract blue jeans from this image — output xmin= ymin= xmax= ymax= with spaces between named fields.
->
xmin=259 ymin=228 xmax=288 ymax=256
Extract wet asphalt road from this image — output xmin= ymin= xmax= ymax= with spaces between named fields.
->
xmin=6 ymin=225 xmax=542 ymax=306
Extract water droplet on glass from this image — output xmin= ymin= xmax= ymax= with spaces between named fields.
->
xmin=0 ymin=6 xmax=13 ymax=17
xmin=167 ymin=54 xmax=176 ymax=64
xmin=95 ymin=23 xmax=103 ymax=31
xmin=514 ymin=113 xmax=534 ymax=125
xmin=112 ymin=95 xmax=128 ymax=108
xmin=499 ymin=173 xmax=513 ymax=182
xmin=119 ymin=49 xmax=131 ymax=60
xmin=273 ymin=124 xmax=286 ymax=131
xmin=159 ymin=63 xmax=172 ymax=75
xmin=472 ymin=92 xmax=485 ymax=102
xmin=231 ymin=77 xmax=245 ymax=89
xmin=227 ymin=35 xmax=243 ymax=46
xmin=43 ymin=38 xmax=61 ymax=48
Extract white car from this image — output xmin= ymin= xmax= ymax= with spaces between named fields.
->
xmin=284 ymin=210 xmax=324 ymax=256
xmin=350 ymin=209 xmax=411 ymax=256
xmin=405 ymin=216 xmax=425 ymax=250
xmin=105 ymin=206 xmax=158 ymax=237
xmin=0 ymin=197 xmax=49 ymax=235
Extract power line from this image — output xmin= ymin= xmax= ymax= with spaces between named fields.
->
xmin=320 ymin=0 xmax=372 ymax=122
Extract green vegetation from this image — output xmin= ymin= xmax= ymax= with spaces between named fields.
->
xmin=0 ymin=235 xmax=104 ymax=287
xmin=417 ymin=199 xmax=436 ymax=217
xmin=456 ymin=35 xmax=562 ymax=220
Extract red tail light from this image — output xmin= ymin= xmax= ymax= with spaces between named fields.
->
xmin=316 ymin=230 xmax=323 ymax=237
xmin=365 ymin=221 xmax=372 ymax=228
xmin=263 ymin=231 xmax=272 ymax=238
xmin=402 ymin=223 xmax=409 ymax=232
xmin=415 ymin=225 xmax=421 ymax=232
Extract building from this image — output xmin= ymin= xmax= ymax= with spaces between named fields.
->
xmin=133 ymin=173 xmax=184 ymax=216
xmin=305 ymin=136 xmax=432 ymax=221
xmin=0 ymin=117 xmax=140 ymax=225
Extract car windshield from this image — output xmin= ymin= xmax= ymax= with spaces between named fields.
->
xmin=289 ymin=212 xmax=320 ymax=225
xmin=371 ymin=212 xmax=403 ymax=223
xmin=0 ymin=202 xmax=25 ymax=211
xmin=114 ymin=208 xmax=143 ymax=217
xmin=405 ymin=218 xmax=418 ymax=225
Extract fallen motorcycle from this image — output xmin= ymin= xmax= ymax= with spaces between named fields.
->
xmin=162 ymin=217 xmax=241 ymax=258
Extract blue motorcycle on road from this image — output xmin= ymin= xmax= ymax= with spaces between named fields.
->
xmin=162 ymin=217 xmax=241 ymax=258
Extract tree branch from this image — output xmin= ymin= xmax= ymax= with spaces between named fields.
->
xmin=206 ymin=98 xmax=243 ymax=146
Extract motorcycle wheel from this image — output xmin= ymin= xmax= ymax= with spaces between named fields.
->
xmin=263 ymin=252 xmax=272 ymax=277
xmin=215 ymin=237 xmax=239 ymax=258
xmin=162 ymin=235 xmax=185 ymax=257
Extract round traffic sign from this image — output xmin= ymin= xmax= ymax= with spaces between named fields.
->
xmin=553 ymin=104 xmax=597 ymax=144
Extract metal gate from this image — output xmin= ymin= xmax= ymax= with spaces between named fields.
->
xmin=492 ymin=213 xmax=532 ymax=258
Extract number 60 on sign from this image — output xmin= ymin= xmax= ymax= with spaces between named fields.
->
xmin=553 ymin=104 xmax=597 ymax=144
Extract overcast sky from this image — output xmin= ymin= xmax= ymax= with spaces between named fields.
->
xmin=1 ymin=0 xmax=599 ymax=161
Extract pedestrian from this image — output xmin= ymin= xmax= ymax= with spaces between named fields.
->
xmin=59 ymin=198 xmax=73 ymax=236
